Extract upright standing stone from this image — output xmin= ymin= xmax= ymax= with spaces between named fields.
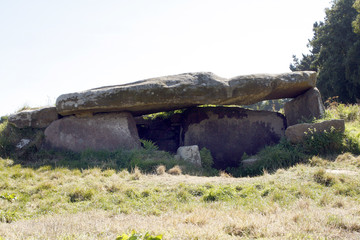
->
xmin=182 ymin=107 xmax=286 ymax=168
xmin=284 ymin=87 xmax=325 ymax=126
xmin=44 ymin=112 xmax=140 ymax=152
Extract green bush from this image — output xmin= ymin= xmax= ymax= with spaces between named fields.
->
xmin=232 ymin=139 xmax=306 ymax=177
xmin=199 ymin=147 xmax=214 ymax=169
xmin=202 ymin=186 xmax=235 ymax=202
xmin=301 ymin=127 xmax=346 ymax=155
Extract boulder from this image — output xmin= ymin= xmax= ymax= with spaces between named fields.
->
xmin=285 ymin=119 xmax=345 ymax=144
xmin=56 ymin=71 xmax=316 ymax=117
xmin=182 ymin=107 xmax=286 ymax=168
xmin=284 ymin=87 xmax=325 ymax=126
xmin=176 ymin=145 xmax=202 ymax=166
xmin=8 ymin=107 xmax=59 ymax=128
xmin=44 ymin=112 xmax=140 ymax=152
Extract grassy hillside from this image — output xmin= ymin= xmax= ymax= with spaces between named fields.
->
xmin=0 ymin=154 xmax=360 ymax=239
xmin=0 ymin=103 xmax=359 ymax=239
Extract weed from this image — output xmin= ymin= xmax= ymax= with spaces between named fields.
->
xmin=202 ymin=186 xmax=235 ymax=202
xmin=68 ymin=187 xmax=95 ymax=202
xmin=199 ymin=147 xmax=214 ymax=169
xmin=224 ymin=223 xmax=257 ymax=237
xmin=130 ymin=166 xmax=142 ymax=180
xmin=302 ymin=127 xmax=345 ymax=155
xmin=219 ymin=171 xmax=232 ymax=178
xmin=116 ymin=230 xmax=163 ymax=240
xmin=236 ymin=138 xmax=306 ymax=176
xmin=167 ymin=165 xmax=182 ymax=175
xmin=309 ymin=156 xmax=328 ymax=167
xmin=313 ymin=168 xmax=337 ymax=186
xmin=140 ymin=139 xmax=159 ymax=151
xmin=0 ymin=210 xmax=18 ymax=223
xmin=0 ymin=193 xmax=17 ymax=202
xmin=155 ymin=165 xmax=166 ymax=175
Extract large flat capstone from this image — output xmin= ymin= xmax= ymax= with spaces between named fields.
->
xmin=56 ymin=71 xmax=316 ymax=116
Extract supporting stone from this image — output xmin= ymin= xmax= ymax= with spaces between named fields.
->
xmin=284 ymin=87 xmax=325 ymax=126
xmin=182 ymin=107 xmax=286 ymax=168
xmin=44 ymin=112 xmax=140 ymax=152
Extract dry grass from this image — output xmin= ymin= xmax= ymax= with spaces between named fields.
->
xmin=167 ymin=165 xmax=182 ymax=175
xmin=130 ymin=166 xmax=142 ymax=180
xmin=156 ymin=165 xmax=166 ymax=175
xmin=219 ymin=170 xmax=232 ymax=178
xmin=1 ymin=203 xmax=360 ymax=239
xmin=1 ymin=153 xmax=360 ymax=239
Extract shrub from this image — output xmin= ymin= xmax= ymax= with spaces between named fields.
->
xmin=235 ymin=139 xmax=306 ymax=177
xmin=301 ymin=127 xmax=345 ymax=155
xmin=199 ymin=147 xmax=214 ymax=169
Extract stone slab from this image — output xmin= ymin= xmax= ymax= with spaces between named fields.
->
xmin=44 ymin=112 xmax=140 ymax=152
xmin=284 ymin=87 xmax=325 ymax=126
xmin=56 ymin=71 xmax=316 ymax=116
xmin=182 ymin=107 xmax=286 ymax=168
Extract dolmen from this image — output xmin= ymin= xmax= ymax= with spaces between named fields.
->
xmin=8 ymin=71 xmax=330 ymax=168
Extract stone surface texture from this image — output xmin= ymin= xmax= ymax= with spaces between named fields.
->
xmin=284 ymin=87 xmax=325 ymax=126
xmin=176 ymin=145 xmax=202 ymax=166
xmin=56 ymin=71 xmax=316 ymax=116
xmin=44 ymin=112 xmax=140 ymax=152
xmin=285 ymin=119 xmax=345 ymax=144
xmin=182 ymin=107 xmax=286 ymax=168
xmin=8 ymin=107 xmax=59 ymax=128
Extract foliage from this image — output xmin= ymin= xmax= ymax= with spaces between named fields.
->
xmin=313 ymin=168 xmax=338 ymax=187
xmin=140 ymin=139 xmax=159 ymax=151
xmin=301 ymin=127 xmax=346 ymax=155
xmin=116 ymin=231 xmax=162 ymax=240
xmin=0 ymin=193 xmax=17 ymax=202
xmin=232 ymin=139 xmax=306 ymax=177
xmin=0 ymin=120 xmax=44 ymax=160
xmin=0 ymin=116 xmax=7 ymax=124
xmin=199 ymin=147 xmax=214 ymax=170
xmin=142 ymin=109 xmax=185 ymax=120
xmin=291 ymin=0 xmax=360 ymax=103
xmin=353 ymin=0 xmax=360 ymax=34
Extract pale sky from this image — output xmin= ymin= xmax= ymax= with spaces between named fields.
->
xmin=0 ymin=0 xmax=332 ymax=117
